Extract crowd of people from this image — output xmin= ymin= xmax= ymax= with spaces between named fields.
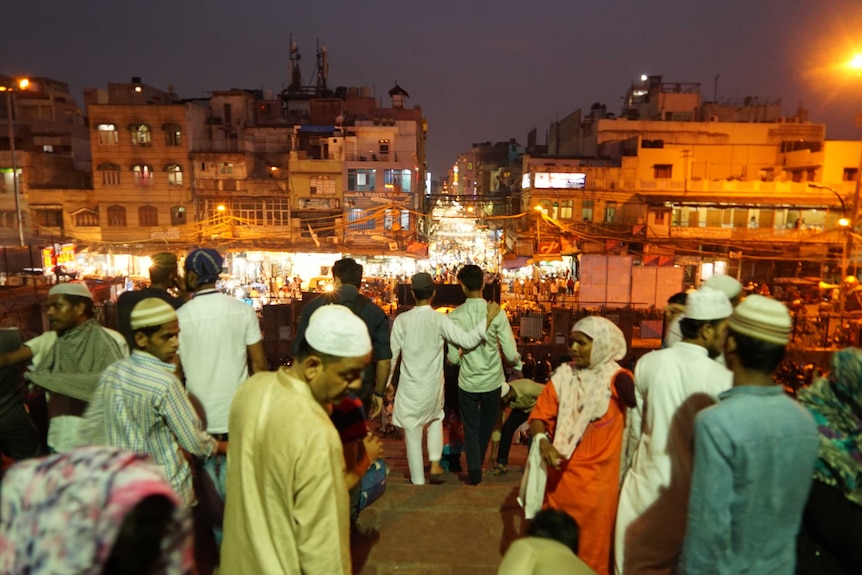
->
xmin=0 ymin=250 xmax=858 ymax=575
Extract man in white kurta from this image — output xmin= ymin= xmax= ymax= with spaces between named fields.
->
xmin=386 ymin=272 xmax=499 ymax=485
xmin=220 ymin=305 xmax=372 ymax=575
xmin=614 ymin=286 xmax=734 ymax=575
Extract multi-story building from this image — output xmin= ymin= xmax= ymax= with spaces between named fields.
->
xmin=85 ymin=78 xmax=207 ymax=247
xmin=0 ymin=75 xmax=92 ymax=246
xmin=520 ymin=75 xmax=861 ymax=283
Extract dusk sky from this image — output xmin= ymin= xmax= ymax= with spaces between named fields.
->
xmin=2 ymin=1 xmax=862 ymax=179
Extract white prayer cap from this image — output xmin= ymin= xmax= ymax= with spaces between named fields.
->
xmin=48 ymin=282 xmax=92 ymax=300
xmin=305 ymin=304 xmax=371 ymax=358
xmin=728 ymin=295 xmax=792 ymax=345
xmin=131 ymin=298 xmax=177 ymax=330
xmin=501 ymin=382 xmax=511 ymax=397
xmin=704 ymin=274 xmax=743 ymax=301
xmin=685 ymin=286 xmax=733 ymax=321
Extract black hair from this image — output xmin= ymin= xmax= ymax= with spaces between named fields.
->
xmin=728 ymin=328 xmax=786 ymax=373
xmin=679 ymin=317 xmax=721 ymax=340
xmin=332 ymin=258 xmax=363 ymax=287
xmin=411 ymin=285 xmax=435 ymax=301
xmin=149 ymin=265 xmax=174 ymax=285
xmin=457 ymin=265 xmax=484 ymax=291
xmin=63 ymin=294 xmax=94 ymax=318
xmin=129 ymin=324 xmax=162 ymax=350
xmin=295 ymin=336 xmax=338 ymax=365
xmin=555 ymin=354 xmax=573 ymax=368
xmin=527 ymin=509 xmax=580 ymax=554
xmin=667 ymin=291 xmax=688 ymax=306
xmin=103 ymin=494 xmax=176 ymax=575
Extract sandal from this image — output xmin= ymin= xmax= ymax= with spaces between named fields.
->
xmin=485 ymin=465 xmax=508 ymax=476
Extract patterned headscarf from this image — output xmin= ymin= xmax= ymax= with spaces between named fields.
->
xmin=552 ymin=316 xmax=627 ymax=459
xmin=184 ymin=248 xmax=223 ymax=287
xmin=797 ymin=347 xmax=862 ymax=506
xmin=0 ymin=446 xmax=192 ymax=574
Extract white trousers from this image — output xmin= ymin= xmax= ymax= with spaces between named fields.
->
xmin=403 ymin=418 xmax=443 ymax=485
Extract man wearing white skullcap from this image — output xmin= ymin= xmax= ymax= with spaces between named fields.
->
xmin=679 ymin=296 xmax=819 ymax=575
xmin=221 ymin=304 xmax=371 ymax=575
xmin=25 ymin=282 xmax=127 ymax=453
xmin=81 ymin=298 xmax=221 ymax=506
xmin=615 ymin=286 xmax=735 ymax=575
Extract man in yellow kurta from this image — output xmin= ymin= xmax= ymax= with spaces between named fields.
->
xmin=220 ymin=304 xmax=372 ymax=575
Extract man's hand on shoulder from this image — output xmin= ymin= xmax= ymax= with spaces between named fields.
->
xmin=486 ymin=302 xmax=501 ymax=326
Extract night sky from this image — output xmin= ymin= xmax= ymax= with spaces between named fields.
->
xmin=2 ymin=0 xmax=862 ymax=178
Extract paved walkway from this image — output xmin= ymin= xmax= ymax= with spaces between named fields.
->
xmin=351 ymin=424 xmax=530 ymax=575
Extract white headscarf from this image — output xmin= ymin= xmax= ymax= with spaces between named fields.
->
xmin=552 ymin=316 xmax=627 ymax=459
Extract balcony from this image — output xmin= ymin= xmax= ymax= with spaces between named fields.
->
xmin=344 ymin=151 xmax=403 ymax=162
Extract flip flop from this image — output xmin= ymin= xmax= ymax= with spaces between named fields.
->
xmin=485 ymin=465 xmax=508 ymax=476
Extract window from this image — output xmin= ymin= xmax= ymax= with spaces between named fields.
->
xmin=401 ymin=210 xmax=410 ymax=230
xmin=97 ymin=123 xmax=118 ymax=145
xmin=264 ymin=198 xmax=290 ymax=226
xmin=219 ymin=162 xmax=233 ymax=175
xmin=42 ymin=145 xmax=54 ymax=153
xmin=166 ymin=164 xmax=183 ymax=186
xmin=33 ymin=208 xmax=63 ymax=228
xmin=581 ymin=200 xmax=594 ymax=221
xmin=75 ymin=211 xmax=98 ymax=227
xmin=106 ymin=205 xmax=127 ymax=227
xmin=310 ymin=175 xmax=336 ymax=195
xmin=348 ymin=169 xmax=375 ymax=191
xmin=605 ymin=201 xmax=617 ymax=222
xmin=232 ymin=201 xmax=265 ymax=226
xmin=163 ymin=124 xmax=182 ymax=146
xmin=654 ymin=164 xmax=673 ymax=178
xmin=138 ymin=205 xmax=158 ymax=227
xmin=559 ymin=200 xmax=574 ymax=219
xmin=170 ymin=205 xmax=187 ymax=226
xmin=378 ymin=139 xmax=390 ymax=158
xmin=537 ymin=199 xmax=552 ymax=214
xmin=97 ymin=163 xmax=121 ymax=186
xmin=132 ymin=164 xmax=154 ymax=186
xmin=844 ymin=168 xmax=858 ymax=182
xmin=130 ymin=124 xmax=152 ymax=146
xmin=383 ymin=169 xmax=412 ymax=193
xmin=348 ymin=208 xmax=374 ymax=231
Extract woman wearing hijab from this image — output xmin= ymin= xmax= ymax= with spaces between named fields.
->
xmin=528 ymin=316 xmax=635 ymax=575
xmin=0 ymin=446 xmax=192 ymax=575
xmin=796 ymin=348 xmax=862 ymax=575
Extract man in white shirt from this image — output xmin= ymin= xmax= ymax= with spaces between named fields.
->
xmin=386 ymin=272 xmax=500 ymax=485
xmin=615 ymin=286 xmax=734 ymax=575
xmin=447 ymin=265 xmax=522 ymax=485
xmin=221 ymin=304 xmax=371 ymax=575
xmin=176 ymin=249 xmax=266 ymax=512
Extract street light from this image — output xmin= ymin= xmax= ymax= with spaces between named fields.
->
xmin=0 ymin=77 xmax=30 ymax=247
xmin=809 ymin=182 xmax=853 ymax=330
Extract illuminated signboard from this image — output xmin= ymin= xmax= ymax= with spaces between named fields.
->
xmin=533 ymin=172 xmax=586 ymax=189
xmin=521 ymin=173 xmax=531 ymax=189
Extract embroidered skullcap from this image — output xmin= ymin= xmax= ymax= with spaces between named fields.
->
xmin=501 ymin=382 xmax=511 ymax=398
xmin=305 ymin=305 xmax=372 ymax=358
xmin=685 ymin=286 xmax=733 ymax=321
xmin=184 ymin=249 xmax=223 ymax=286
xmin=131 ymin=298 xmax=178 ymax=330
xmin=48 ymin=282 xmax=92 ymax=300
xmin=704 ymin=274 xmax=743 ymax=301
xmin=728 ymin=294 xmax=792 ymax=345
xmin=150 ymin=252 xmax=178 ymax=270
xmin=411 ymin=272 xmax=435 ymax=291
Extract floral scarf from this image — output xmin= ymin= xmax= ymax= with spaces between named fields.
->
xmin=0 ymin=446 xmax=192 ymax=574
xmin=552 ymin=316 xmax=627 ymax=459
xmin=797 ymin=347 xmax=862 ymax=506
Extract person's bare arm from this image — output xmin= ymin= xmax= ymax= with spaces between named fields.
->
xmin=247 ymin=340 xmax=268 ymax=374
xmin=370 ymin=359 xmax=391 ymax=419
xmin=530 ymin=419 xmax=562 ymax=470
xmin=0 ymin=346 xmax=33 ymax=368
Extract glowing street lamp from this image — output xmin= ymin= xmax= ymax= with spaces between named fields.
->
xmin=1 ymin=77 xmax=30 ymax=246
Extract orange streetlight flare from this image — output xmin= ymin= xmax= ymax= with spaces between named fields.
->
xmin=17 ymin=78 xmax=29 ymax=90
xmin=839 ymin=217 xmax=850 ymax=227
xmin=850 ymin=54 xmax=862 ymax=71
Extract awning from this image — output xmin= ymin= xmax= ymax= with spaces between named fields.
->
xmin=502 ymin=256 xmax=531 ymax=269
xmin=637 ymin=193 xmax=844 ymax=210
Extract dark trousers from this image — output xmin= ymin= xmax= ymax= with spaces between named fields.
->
xmin=496 ymin=408 xmax=530 ymax=466
xmin=458 ymin=387 xmax=501 ymax=484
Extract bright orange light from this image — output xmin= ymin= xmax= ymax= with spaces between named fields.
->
xmin=850 ymin=54 xmax=862 ymax=70
xmin=269 ymin=166 xmax=278 ymax=172
xmin=17 ymin=78 xmax=29 ymax=90
xmin=839 ymin=217 xmax=850 ymax=227
xmin=534 ymin=205 xmax=544 ymax=212
xmin=216 ymin=205 xmax=226 ymax=212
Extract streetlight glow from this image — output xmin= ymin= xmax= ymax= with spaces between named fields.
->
xmin=850 ymin=54 xmax=862 ymax=70
xmin=839 ymin=217 xmax=850 ymax=227
xmin=17 ymin=78 xmax=29 ymax=90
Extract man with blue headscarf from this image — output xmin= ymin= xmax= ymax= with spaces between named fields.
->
xmin=176 ymin=249 xmax=266 ymax=553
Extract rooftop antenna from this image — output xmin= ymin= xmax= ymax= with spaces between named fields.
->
xmin=315 ymin=39 xmax=329 ymax=94
xmin=288 ymin=35 xmax=303 ymax=92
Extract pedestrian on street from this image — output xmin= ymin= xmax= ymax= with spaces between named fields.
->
xmin=447 ymin=265 xmax=522 ymax=486
xmin=489 ymin=378 xmax=546 ymax=476
xmin=220 ymin=305 xmax=371 ymax=575
xmin=678 ymin=295 xmax=819 ymax=575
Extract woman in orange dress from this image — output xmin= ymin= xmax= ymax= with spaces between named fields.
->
xmin=529 ymin=316 xmax=635 ymax=575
